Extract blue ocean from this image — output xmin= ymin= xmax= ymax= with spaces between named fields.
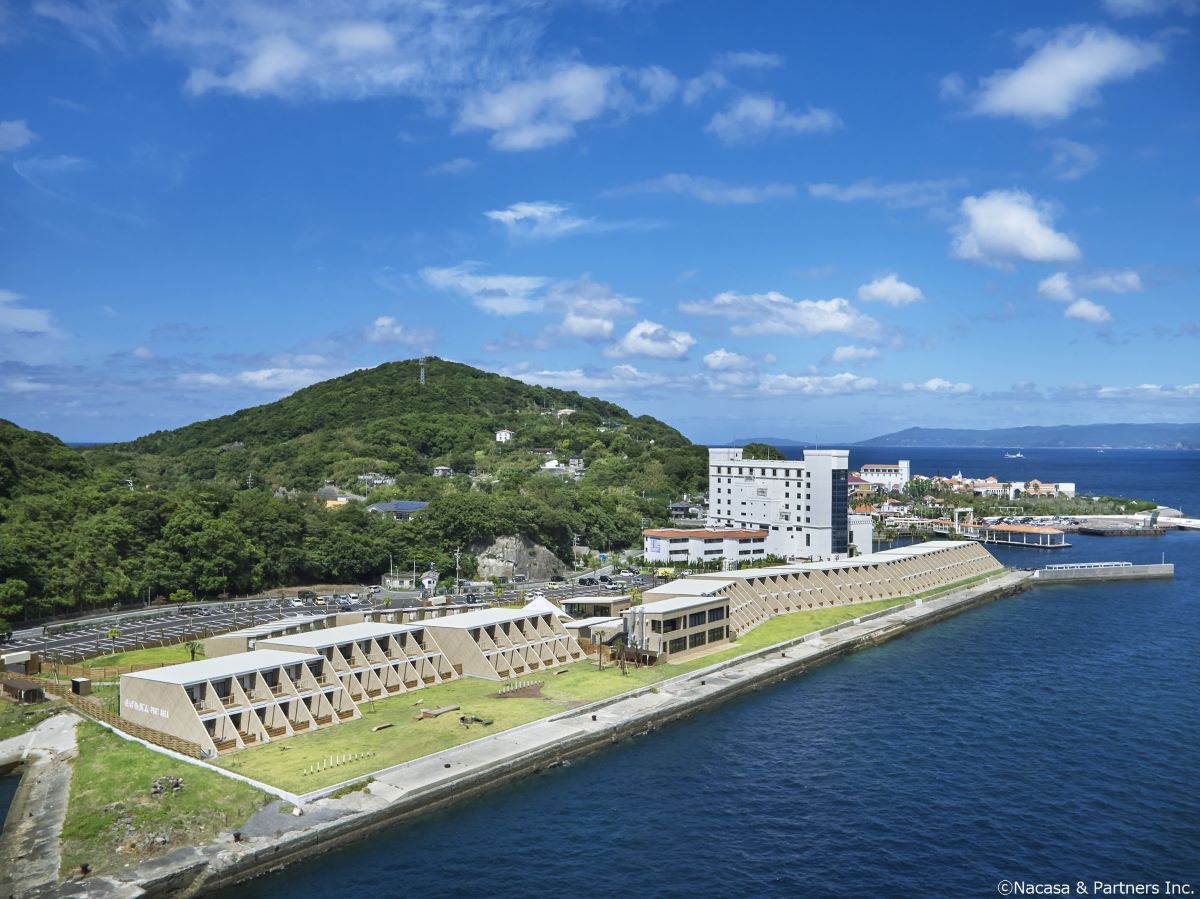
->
xmin=227 ymin=449 xmax=1200 ymax=898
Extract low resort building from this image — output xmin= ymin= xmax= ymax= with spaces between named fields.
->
xmin=561 ymin=594 xmax=634 ymax=619
xmin=202 ymin=614 xmax=333 ymax=658
xmin=624 ymin=592 xmax=731 ymax=660
xmin=421 ymin=607 xmax=584 ymax=681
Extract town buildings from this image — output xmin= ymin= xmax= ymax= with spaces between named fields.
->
xmin=642 ymin=528 xmax=769 ymax=564
xmin=365 ymin=500 xmax=429 ymax=520
xmin=857 ymin=460 xmax=911 ymax=492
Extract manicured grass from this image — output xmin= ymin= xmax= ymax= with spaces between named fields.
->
xmin=78 ymin=644 xmax=199 ymax=669
xmin=59 ymin=722 xmax=269 ymax=877
xmin=0 ymin=699 xmax=64 ymax=742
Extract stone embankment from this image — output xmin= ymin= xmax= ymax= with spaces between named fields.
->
xmin=56 ymin=569 xmax=1031 ymax=898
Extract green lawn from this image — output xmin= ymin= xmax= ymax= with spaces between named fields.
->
xmin=59 ymin=722 xmax=269 ymax=877
xmin=77 ymin=644 xmax=199 ymax=669
xmin=0 ymin=699 xmax=64 ymax=742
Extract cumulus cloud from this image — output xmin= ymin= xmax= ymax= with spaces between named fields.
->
xmin=0 ymin=289 xmax=58 ymax=336
xmin=951 ymin=190 xmax=1081 ymax=266
xmin=132 ymin=346 xmax=154 ymax=360
xmin=904 ymin=377 xmax=973 ymax=394
xmin=0 ymin=120 xmax=35 ymax=152
xmin=807 ymin=177 xmax=965 ymax=209
xmin=1037 ymin=271 xmax=1076 ymax=301
xmin=363 ymin=315 xmax=432 ymax=346
xmin=1094 ymin=382 xmax=1200 ymax=399
xmin=484 ymin=201 xmax=590 ymax=239
xmin=610 ymin=173 xmax=794 ymax=204
xmin=545 ymin=275 xmax=638 ymax=341
xmin=856 ymin=273 xmax=924 ymax=306
xmin=681 ymin=291 xmax=881 ymax=338
xmin=605 ymin=320 xmax=696 ymax=359
xmin=715 ymin=50 xmax=785 ymax=70
xmin=760 ymin=372 xmax=877 ymax=396
xmin=510 ymin=363 xmax=672 ymax=395
xmin=970 ymin=26 xmax=1164 ymax=122
xmin=938 ymin=73 xmax=966 ymax=100
xmin=458 ymin=63 xmax=677 ymax=150
xmin=421 ymin=263 xmax=548 ymax=315
xmin=1047 ymin=138 xmax=1099 ymax=180
xmin=176 ymin=366 xmax=347 ymax=392
xmin=706 ymin=93 xmax=840 ymax=144
xmin=1064 ymin=298 xmax=1113 ymax=323
xmin=830 ymin=345 xmax=880 ymax=363
xmin=703 ymin=348 xmax=754 ymax=370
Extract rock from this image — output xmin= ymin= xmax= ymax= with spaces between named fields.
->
xmin=471 ymin=534 xmax=568 ymax=581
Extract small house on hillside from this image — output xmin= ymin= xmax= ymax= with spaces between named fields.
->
xmin=432 ymin=466 xmax=454 ymax=478
xmin=357 ymin=472 xmax=396 ymax=488
xmin=495 ymin=429 xmax=514 ymax=443
xmin=366 ymin=500 xmax=429 ymax=520
xmin=315 ymin=483 xmax=365 ymax=507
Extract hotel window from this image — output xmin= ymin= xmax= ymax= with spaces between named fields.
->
xmin=688 ymin=611 xmax=707 ymax=628
xmin=708 ymin=627 xmax=727 ymax=643
xmin=708 ymin=607 xmax=726 ymax=622
xmin=668 ymin=637 xmax=687 ymax=654
xmin=806 ymin=534 xmax=811 ymax=546
xmin=688 ymin=632 xmax=707 ymax=649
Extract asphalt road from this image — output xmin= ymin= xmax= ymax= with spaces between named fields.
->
xmin=1 ymin=565 xmax=664 ymax=663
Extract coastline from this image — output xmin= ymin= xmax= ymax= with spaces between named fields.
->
xmin=55 ymin=568 xmax=1032 ymax=898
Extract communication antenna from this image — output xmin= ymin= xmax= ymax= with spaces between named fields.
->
xmin=419 ymin=356 xmax=427 ymax=386
xmin=124 ymin=478 xmax=134 ymax=492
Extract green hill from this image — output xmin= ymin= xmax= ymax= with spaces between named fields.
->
xmin=0 ymin=360 xmax=704 ymax=623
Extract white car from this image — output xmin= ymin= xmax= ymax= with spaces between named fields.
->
xmin=288 ymin=597 xmax=304 ymax=608
xmin=348 ymin=593 xmax=359 ymax=600
xmin=527 ymin=590 xmax=547 ymax=601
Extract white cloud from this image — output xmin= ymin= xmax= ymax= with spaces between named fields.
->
xmin=703 ymin=348 xmax=754 ymax=370
xmin=1094 ymin=382 xmax=1200 ymax=399
xmin=176 ymin=367 xmax=339 ymax=392
xmin=458 ymin=63 xmax=676 ymax=150
xmin=971 ymin=26 xmax=1164 ymax=122
xmin=510 ymin=363 xmax=671 ymax=395
xmin=1037 ymin=271 xmax=1075 ymax=301
xmin=760 ymin=372 xmax=878 ymax=396
xmin=0 ymin=377 xmax=52 ymax=395
xmin=681 ymin=291 xmax=881 ymax=338
xmin=0 ymin=289 xmax=57 ymax=336
xmin=904 ymin=377 xmax=973 ymax=394
xmin=132 ymin=346 xmax=154 ymax=360
xmin=611 ymin=173 xmax=794 ymax=204
xmin=33 ymin=0 xmax=125 ymax=51
xmin=1047 ymin=138 xmax=1099 ymax=180
xmin=364 ymin=315 xmax=431 ymax=345
xmin=807 ymin=177 xmax=965 ymax=209
xmin=319 ymin=22 xmax=394 ymax=59
xmin=830 ymin=345 xmax=880 ymax=363
xmin=706 ymin=93 xmax=840 ymax=144
xmin=484 ymin=201 xmax=590 ymax=239
xmin=857 ymin=273 xmax=924 ymax=306
xmin=1065 ymin=298 xmax=1113 ymax=323
xmin=1080 ymin=269 xmax=1142 ymax=293
xmin=952 ymin=190 xmax=1081 ymax=266
xmin=545 ymin=275 xmax=637 ymax=341
xmin=421 ymin=263 xmax=548 ymax=315
xmin=938 ymin=73 xmax=966 ymax=100
xmin=0 ymin=120 xmax=35 ymax=152
xmin=427 ymin=157 xmax=476 ymax=175
xmin=682 ymin=70 xmax=728 ymax=105
xmin=605 ymin=320 xmax=696 ymax=360
xmin=11 ymin=154 xmax=89 ymax=196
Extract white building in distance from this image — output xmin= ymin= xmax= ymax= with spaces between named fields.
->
xmin=857 ymin=460 xmax=911 ymax=492
xmin=707 ymin=448 xmax=871 ymax=560
xmin=495 ymin=429 xmax=513 ymax=443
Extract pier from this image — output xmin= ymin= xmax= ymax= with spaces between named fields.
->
xmin=1033 ymin=561 xmax=1174 ymax=582
xmin=1077 ymin=525 xmax=1165 ymax=537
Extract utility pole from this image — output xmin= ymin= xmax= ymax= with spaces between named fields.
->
xmin=453 ymin=547 xmax=461 ymax=596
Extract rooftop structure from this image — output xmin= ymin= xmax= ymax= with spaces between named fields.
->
xmin=365 ymin=499 xmax=429 ymax=520
xmin=202 ymin=614 xmax=333 ymax=658
xmin=423 ymin=607 xmax=584 ymax=680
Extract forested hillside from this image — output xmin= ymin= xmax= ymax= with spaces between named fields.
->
xmin=0 ymin=360 xmax=706 ymax=626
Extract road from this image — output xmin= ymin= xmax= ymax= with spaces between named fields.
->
xmin=1 ymin=564 xmax=664 ymax=663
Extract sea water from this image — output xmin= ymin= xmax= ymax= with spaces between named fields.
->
xmin=226 ymin=449 xmax=1200 ymax=898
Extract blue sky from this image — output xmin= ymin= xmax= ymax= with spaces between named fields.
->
xmin=1 ymin=0 xmax=1198 ymax=444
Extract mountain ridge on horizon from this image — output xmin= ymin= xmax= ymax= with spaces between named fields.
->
xmin=723 ymin=423 xmax=1200 ymax=450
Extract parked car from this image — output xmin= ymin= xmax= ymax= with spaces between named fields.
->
xmin=335 ymin=596 xmax=352 ymax=608
xmin=598 ymin=574 xmax=611 ymax=583
xmin=578 ymin=577 xmax=598 ymax=586
xmin=631 ymin=576 xmax=645 ymax=586
xmin=348 ymin=593 xmax=359 ymax=600
xmin=367 ymin=585 xmax=382 ymax=593
xmin=298 ymin=590 xmax=317 ymax=601
xmin=527 ymin=590 xmax=546 ymax=601
xmin=465 ymin=593 xmax=480 ymax=604
xmin=549 ymin=575 xmax=565 ymax=582
xmin=513 ymin=574 xmax=528 ymax=582
xmin=680 ymin=569 xmax=694 ymax=577
xmin=314 ymin=596 xmax=329 ymax=606
xmin=289 ymin=597 xmax=304 ymax=608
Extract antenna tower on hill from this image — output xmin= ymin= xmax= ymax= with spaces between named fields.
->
xmin=419 ymin=356 xmax=427 ymax=386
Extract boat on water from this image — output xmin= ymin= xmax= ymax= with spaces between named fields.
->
xmin=1004 ymin=449 xmax=1025 ymax=459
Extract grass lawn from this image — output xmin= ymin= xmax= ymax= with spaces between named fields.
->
xmin=77 ymin=644 xmax=199 ymax=669
xmin=0 ymin=698 xmax=65 ymax=742
xmin=59 ymin=722 xmax=269 ymax=877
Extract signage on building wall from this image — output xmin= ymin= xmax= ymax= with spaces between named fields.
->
xmin=124 ymin=698 xmax=170 ymax=720
xmin=647 ymin=537 xmax=662 ymax=554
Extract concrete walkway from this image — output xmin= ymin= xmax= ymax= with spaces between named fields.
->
xmin=0 ymin=712 xmax=80 ymax=898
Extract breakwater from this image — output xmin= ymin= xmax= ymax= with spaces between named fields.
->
xmin=1034 ymin=562 xmax=1174 ymax=582
xmin=85 ymin=570 xmax=1032 ymax=897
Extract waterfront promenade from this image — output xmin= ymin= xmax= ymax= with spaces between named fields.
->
xmin=64 ymin=569 xmax=1031 ymax=897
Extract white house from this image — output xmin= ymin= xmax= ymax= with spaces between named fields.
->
xmin=495 ymin=429 xmax=513 ymax=443
xmin=857 ymin=461 xmax=911 ymax=492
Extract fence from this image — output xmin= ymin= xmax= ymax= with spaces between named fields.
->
xmin=42 ymin=681 xmax=204 ymax=758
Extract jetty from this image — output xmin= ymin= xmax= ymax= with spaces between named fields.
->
xmin=1033 ymin=561 xmax=1174 ymax=582
xmin=1077 ymin=525 xmax=1165 ymax=538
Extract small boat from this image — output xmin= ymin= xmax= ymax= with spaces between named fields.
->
xmin=1003 ymin=449 xmax=1024 ymax=459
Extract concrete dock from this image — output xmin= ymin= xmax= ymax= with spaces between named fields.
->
xmin=1033 ymin=561 xmax=1174 ymax=582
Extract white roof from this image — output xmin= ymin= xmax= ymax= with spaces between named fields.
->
xmin=221 ymin=614 xmax=330 ymax=639
xmin=422 ymin=606 xmax=551 ymax=629
xmin=630 ymin=594 xmax=730 ymax=615
xmin=522 ymin=596 xmax=572 ymax=621
xmin=260 ymin=622 xmax=420 ymax=648
xmin=123 ymin=649 xmax=321 ymax=686
xmin=681 ymin=540 xmax=971 ymax=581
xmin=644 ymin=579 xmax=734 ymax=597
xmin=563 ymin=594 xmax=630 ymax=604
xmin=563 ymin=616 xmax=624 ymax=631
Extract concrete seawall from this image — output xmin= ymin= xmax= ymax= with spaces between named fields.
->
xmin=77 ymin=570 xmax=1032 ymax=898
xmin=1035 ymin=563 xmax=1174 ymax=583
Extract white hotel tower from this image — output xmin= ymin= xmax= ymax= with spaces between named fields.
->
xmin=707 ymin=447 xmax=871 ymax=560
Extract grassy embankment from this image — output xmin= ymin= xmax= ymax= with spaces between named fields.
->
xmin=76 ymin=644 xmax=197 ymax=668
xmin=0 ymin=699 xmax=65 ymax=741
xmin=217 ymin=571 xmax=999 ymax=792
xmin=58 ymin=722 xmax=268 ymax=877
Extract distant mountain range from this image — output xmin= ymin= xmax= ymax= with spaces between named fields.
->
xmin=727 ymin=436 xmax=812 ymax=447
xmin=855 ymin=423 xmax=1200 ymax=450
